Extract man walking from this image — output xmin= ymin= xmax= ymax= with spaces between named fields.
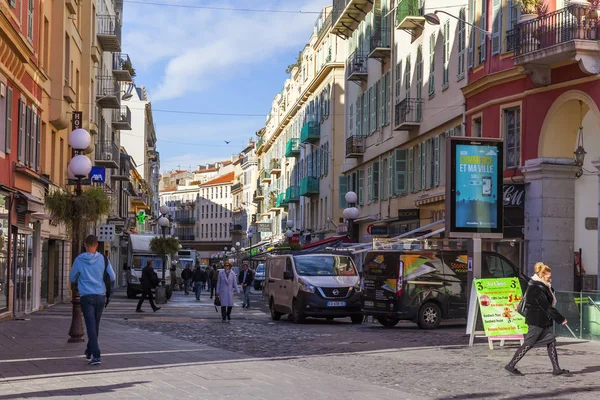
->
xmin=192 ymin=265 xmax=205 ymax=300
xmin=181 ymin=264 xmax=193 ymax=295
xmin=69 ymin=235 xmax=116 ymax=366
xmin=210 ymin=265 xmax=219 ymax=299
xmin=136 ymin=260 xmax=161 ymax=313
xmin=238 ymin=262 xmax=254 ymax=309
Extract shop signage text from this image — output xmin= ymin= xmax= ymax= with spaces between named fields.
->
xmin=398 ymin=208 xmax=420 ymax=222
xmin=503 ymin=184 xmax=525 ymax=208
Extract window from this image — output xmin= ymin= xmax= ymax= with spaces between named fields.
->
xmin=394 ymin=149 xmax=408 ymax=195
xmin=506 ymin=0 xmax=521 ymax=52
xmin=504 ymin=108 xmax=521 ymax=168
xmin=27 ymin=0 xmax=34 ymax=43
xmin=378 ymin=78 xmax=384 ymax=128
xmin=416 ymin=46 xmax=423 ymax=106
xmin=348 ymin=103 xmax=354 ymax=138
xmin=472 ymin=117 xmax=482 ymax=137
xmin=404 ymin=55 xmax=411 ymax=99
xmin=458 ymin=8 xmax=466 ymax=78
xmin=468 ymin=0 xmax=475 ymax=68
xmin=434 ymin=136 xmax=441 ymax=186
xmin=370 ymin=83 xmax=377 ymax=134
xmin=480 ymin=0 xmax=488 ymax=63
xmin=443 ymin=21 xmax=450 ymax=87
xmin=358 ymin=168 xmax=364 ymax=205
xmin=381 ymin=158 xmax=388 ymax=200
xmin=384 ymin=72 xmax=391 ymax=125
xmin=363 ymin=89 xmax=369 ymax=134
xmin=373 ymin=161 xmax=380 ymax=202
xmin=355 ymin=95 xmax=362 ymax=136
xmin=429 ymin=33 xmax=435 ymax=96
xmin=408 ymin=148 xmax=414 ymax=193
xmin=5 ymin=86 xmax=12 ymax=154
xmin=492 ymin=0 xmax=502 ymax=54
xmin=339 ymin=176 xmax=347 ymax=208
xmin=367 ymin=165 xmax=373 ymax=202
xmin=395 ymin=59 xmax=403 ymax=100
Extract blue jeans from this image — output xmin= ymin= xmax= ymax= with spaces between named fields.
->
xmin=243 ymin=285 xmax=251 ymax=307
xmin=193 ymin=282 xmax=202 ymax=300
xmin=81 ymin=294 xmax=105 ymax=358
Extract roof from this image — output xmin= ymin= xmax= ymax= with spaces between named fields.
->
xmin=201 ymin=172 xmax=235 ymax=186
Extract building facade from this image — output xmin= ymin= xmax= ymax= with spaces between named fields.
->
xmin=231 ymin=139 xmax=258 ymax=248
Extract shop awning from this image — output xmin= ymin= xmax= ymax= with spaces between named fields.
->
xmin=16 ymin=190 xmax=44 ymax=213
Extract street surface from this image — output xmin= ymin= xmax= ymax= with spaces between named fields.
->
xmin=1 ymin=288 xmax=600 ymax=399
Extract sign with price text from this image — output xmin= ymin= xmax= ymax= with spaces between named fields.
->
xmin=473 ymin=278 xmax=528 ymax=337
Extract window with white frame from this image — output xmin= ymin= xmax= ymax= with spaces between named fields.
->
xmin=504 ymin=107 xmax=521 ymax=168
xmin=443 ymin=21 xmax=450 ymax=87
xmin=429 ymin=33 xmax=435 ymax=96
xmin=458 ymin=8 xmax=466 ymax=78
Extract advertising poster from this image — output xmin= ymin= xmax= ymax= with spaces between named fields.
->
xmin=474 ymin=278 xmax=528 ymax=336
xmin=455 ymin=144 xmax=499 ymax=229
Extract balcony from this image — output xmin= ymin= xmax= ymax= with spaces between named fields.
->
xmin=112 ymin=155 xmax=130 ymax=181
xmin=369 ymin=27 xmax=392 ymax=59
xmin=253 ymin=187 xmax=264 ymax=202
xmin=260 ymin=169 xmax=271 ymax=184
xmin=286 ymin=186 xmax=300 ymax=203
xmin=179 ymin=235 xmax=195 ymax=241
xmin=347 ymin=52 xmax=368 ymax=82
xmin=91 ymin=45 xmax=101 ymax=63
xmin=231 ymin=182 xmax=243 ymax=193
xmin=300 ymin=177 xmax=319 ymax=197
xmin=113 ymin=53 xmax=132 ymax=82
xmin=97 ymin=15 xmax=122 ymax=52
xmin=96 ymin=76 xmax=120 ymax=109
xmin=270 ymin=159 xmax=281 ymax=175
xmin=63 ymin=81 xmax=76 ymax=104
xmin=95 ymin=140 xmax=120 ymax=169
xmin=300 ymin=120 xmax=320 ymax=143
xmin=112 ymin=106 xmax=131 ymax=130
xmin=332 ymin=0 xmax=374 ymax=37
xmin=230 ymin=224 xmax=244 ymax=232
xmin=241 ymin=156 xmax=257 ymax=168
xmin=394 ymin=98 xmax=423 ymax=131
xmin=512 ymin=4 xmax=600 ymax=85
xmin=256 ymin=137 xmax=265 ymax=153
xmin=285 ymin=138 xmax=301 ymax=157
xmin=395 ymin=0 xmax=425 ymax=31
xmin=176 ymin=218 xmax=196 ymax=225
xmin=346 ymin=135 xmax=365 ymax=158
xmin=276 ymin=193 xmax=287 ymax=208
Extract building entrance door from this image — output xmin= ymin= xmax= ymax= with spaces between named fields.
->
xmin=14 ymin=233 xmax=33 ymax=316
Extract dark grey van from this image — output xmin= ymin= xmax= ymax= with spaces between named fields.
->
xmin=361 ymin=250 xmax=527 ymax=329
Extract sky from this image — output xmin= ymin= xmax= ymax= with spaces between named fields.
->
xmin=122 ymin=0 xmax=331 ymax=173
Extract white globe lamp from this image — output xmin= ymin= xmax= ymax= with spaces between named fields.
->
xmin=286 ymin=220 xmax=294 ymax=229
xmin=236 ymin=242 xmax=241 ymax=248
xmin=248 ymin=232 xmax=253 ymax=238
xmin=345 ymin=191 xmax=358 ymax=204
xmin=70 ymin=155 xmax=93 ymax=177
xmin=285 ymin=229 xmax=294 ymax=238
xmin=68 ymin=128 xmax=92 ymax=151
xmin=157 ymin=216 xmax=169 ymax=228
xmin=67 ymin=163 xmax=76 ymax=179
xmin=343 ymin=207 xmax=360 ymax=220
xmin=248 ymin=226 xmax=254 ymax=232
xmin=159 ymin=205 xmax=169 ymax=215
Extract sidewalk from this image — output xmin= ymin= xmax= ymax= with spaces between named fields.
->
xmin=0 ymin=304 xmax=422 ymax=400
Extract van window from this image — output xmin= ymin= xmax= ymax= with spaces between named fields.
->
xmin=285 ymin=257 xmax=293 ymax=274
xmin=485 ymin=254 xmax=518 ymax=278
xmin=293 ymin=255 xmax=357 ymax=276
xmin=132 ymin=255 xmax=164 ymax=271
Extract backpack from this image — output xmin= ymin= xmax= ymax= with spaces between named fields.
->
xmin=103 ymin=255 xmax=112 ymax=308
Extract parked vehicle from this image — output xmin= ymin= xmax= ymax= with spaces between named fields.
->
xmin=264 ymin=253 xmax=363 ymax=324
xmin=253 ymin=263 xmax=265 ymax=290
xmin=125 ymin=234 xmax=175 ymax=299
xmin=361 ymin=249 xmax=528 ymax=329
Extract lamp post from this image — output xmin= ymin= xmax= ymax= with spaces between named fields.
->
xmin=285 ymin=220 xmax=295 ymax=243
xmin=67 ymin=128 xmax=93 ymax=343
xmin=343 ymin=191 xmax=360 ymax=243
xmin=424 ymin=10 xmax=492 ymax=36
xmin=156 ymin=205 xmax=169 ymax=304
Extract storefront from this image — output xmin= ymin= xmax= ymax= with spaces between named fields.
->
xmin=0 ymin=193 xmax=10 ymax=315
xmin=416 ymin=196 xmax=446 ymax=236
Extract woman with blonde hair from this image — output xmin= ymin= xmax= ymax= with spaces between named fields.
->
xmin=505 ymin=263 xmax=570 ymax=376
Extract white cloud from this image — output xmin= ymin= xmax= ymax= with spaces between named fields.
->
xmin=124 ymin=0 xmax=330 ymax=101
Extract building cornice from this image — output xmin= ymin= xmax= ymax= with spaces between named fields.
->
xmin=462 ymin=67 xmax=526 ymax=99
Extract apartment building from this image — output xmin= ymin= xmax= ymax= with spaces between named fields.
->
xmin=462 ymin=0 xmax=600 ymax=291
xmin=231 ymin=139 xmax=258 ymax=248
xmin=255 ymin=6 xmax=347 ymax=246
xmin=196 ymin=172 xmax=235 ymax=247
xmin=334 ymin=0 xmax=467 ymax=241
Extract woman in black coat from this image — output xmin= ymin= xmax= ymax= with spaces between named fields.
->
xmin=505 ymin=263 xmax=570 ymax=376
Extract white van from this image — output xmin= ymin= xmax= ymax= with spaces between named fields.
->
xmin=264 ymin=253 xmax=363 ymax=324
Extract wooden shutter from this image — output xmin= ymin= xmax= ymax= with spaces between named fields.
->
xmin=373 ymin=161 xmax=379 ymax=201
xmin=349 ymin=103 xmax=354 ymax=138
xmin=429 ymin=33 xmax=435 ymax=95
xmin=395 ymin=149 xmax=408 ymax=194
xmin=5 ymin=86 xmax=12 ymax=154
xmin=468 ymin=0 xmax=475 ymax=68
xmin=434 ymin=136 xmax=441 ymax=186
xmin=395 ymin=60 xmax=402 ymax=100
xmin=358 ymin=168 xmax=364 ymax=205
xmin=421 ymin=141 xmax=428 ymax=189
xmin=367 ymin=165 xmax=373 ymax=202
xmin=339 ymin=176 xmax=348 ymax=209
xmin=458 ymin=8 xmax=466 ymax=78
xmin=356 ymin=97 xmax=362 ymax=136
xmin=371 ymin=83 xmax=377 ymax=133
xmin=379 ymin=78 xmax=385 ymax=128
xmin=408 ymin=147 xmax=414 ymax=193
xmin=481 ymin=0 xmax=488 ymax=62
xmin=388 ymin=154 xmax=393 ymax=198
xmin=363 ymin=90 xmax=369 ymax=135
xmin=404 ymin=55 xmax=411 ymax=97
xmin=443 ymin=21 xmax=450 ymax=86
xmin=416 ymin=144 xmax=421 ymax=192
xmin=492 ymin=0 xmax=502 ymax=54
xmin=18 ymin=100 xmax=25 ymax=161
xmin=385 ymin=72 xmax=391 ymax=125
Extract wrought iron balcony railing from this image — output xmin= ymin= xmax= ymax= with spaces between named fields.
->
xmin=112 ymin=53 xmax=132 ymax=81
xmin=285 ymin=138 xmax=301 ymax=157
xmin=347 ymin=52 xmax=368 ymax=81
xmin=95 ymin=140 xmax=120 ymax=169
xmin=299 ymin=177 xmax=319 ymax=197
xmin=97 ymin=15 xmax=122 ymax=52
xmin=346 ymin=135 xmax=365 ymax=158
xmin=300 ymin=120 xmax=320 ymax=143
xmin=112 ymin=106 xmax=131 ymax=130
xmin=394 ymin=97 xmax=423 ymax=130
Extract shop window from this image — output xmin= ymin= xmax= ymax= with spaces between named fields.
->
xmin=504 ymin=107 xmax=521 ymax=169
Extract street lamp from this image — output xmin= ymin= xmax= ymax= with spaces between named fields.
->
xmin=157 ymin=207 xmax=170 ymax=302
xmin=285 ymin=219 xmax=295 ymax=240
xmin=67 ymin=128 xmax=93 ymax=343
xmin=424 ymin=10 xmax=492 ymax=36
xmin=343 ymin=191 xmax=360 ymax=243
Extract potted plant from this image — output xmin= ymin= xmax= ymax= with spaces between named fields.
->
xmin=149 ymin=236 xmax=180 ymax=259
xmin=515 ymin=0 xmax=542 ymax=21
xmin=588 ymin=0 xmax=599 ymax=19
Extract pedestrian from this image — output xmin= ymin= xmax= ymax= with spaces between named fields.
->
xmin=181 ymin=264 xmax=193 ymax=295
xmin=210 ymin=265 xmax=219 ymax=299
xmin=238 ymin=262 xmax=254 ymax=309
xmin=69 ymin=235 xmax=116 ymax=366
xmin=169 ymin=263 xmax=177 ymax=291
xmin=216 ymin=262 xmax=240 ymax=322
xmin=192 ymin=265 xmax=205 ymax=301
xmin=137 ymin=260 xmax=161 ymax=313
xmin=505 ymin=262 xmax=571 ymax=376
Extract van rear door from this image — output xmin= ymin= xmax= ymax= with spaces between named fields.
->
xmin=363 ymin=252 xmax=401 ymax=312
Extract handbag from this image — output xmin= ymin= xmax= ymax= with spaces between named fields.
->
xmin=214 ymin=295 xmax=221 ymax=307
xmin=517 ymin=288 xmax=528 ymax=317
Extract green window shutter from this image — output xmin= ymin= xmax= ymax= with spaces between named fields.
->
xmin=429 ymin=33 xmax=435 ymax=96
xmin=404 ymin=55 xmax=411 ymax=97
xmin=434 ymin=136 xmax=441 ymax=186
xmin=395 ymin=60 xmax=402 ymax=100
xmin=492 ymin=0 xmax=502 ymax=54
xmin=339 ymin=176 xmax=348 ymax=209
xmin=358 ymin=168 xmax=365 ymax=205
xmin=379 ymin=78 xmax=385 ymax=128
xmin=443 ymin=21 xmax=450 ymax=86
xmin=385 ymin=72 xmax=391 ymax=125
xmin=356 ymin=97 xmax=362 ymax=136
xmin=421 ymin=141 xmax=428 ymax=189
xmin=373 ymin=162 xmax=380 ymax=201
xmin=367 ymin=165 xmax=373 ymax=202
xmin=5 ymin=86 xmax=12 ymax=154
xmin=395 ymin=149 xmax=407 ymax=195
xmin=408 ymin=147 xmax=414 ymax=193
xmin=428 ymin=138 xmax=434 ymax=189
xmin=388 ymin=154 xmax=393 ymax=198
xmin=371 ymin=83 xmax=377 ymax=134
xmin=348 ymin=103 xmax=354 ymax=138
xmin=416 ymin=143 xmax=422 ymax=191
xmin=363 ymin=90 xmax=369 ymax=135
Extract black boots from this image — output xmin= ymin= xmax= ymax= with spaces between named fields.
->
xmin=548 ymin=342 xmax=572 ymax=376
xmin=505 ymin=344 xmax=532 ymax=376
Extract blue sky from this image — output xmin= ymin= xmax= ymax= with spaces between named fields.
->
xmin=122 ymin=0 xmax=330 ymax=173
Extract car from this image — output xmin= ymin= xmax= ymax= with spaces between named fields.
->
xmin=253 ymin=263 xmax=265 ymax=290
xmin=361 ymin=249 xmax=528 ymax=329
xmin=264 ymin=253 xmax=363 ymax=324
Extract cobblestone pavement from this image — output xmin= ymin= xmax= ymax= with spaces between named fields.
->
xmin=2 ymin=289 xmax=600 ymax=399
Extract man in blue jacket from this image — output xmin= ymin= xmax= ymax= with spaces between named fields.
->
xmin=70 ymin=235 xmax=116 ymax=366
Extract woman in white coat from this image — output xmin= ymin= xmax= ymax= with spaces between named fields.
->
xmin=216 ymin=262 xmax=240 ymax=322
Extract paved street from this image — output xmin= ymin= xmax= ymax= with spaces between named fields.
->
xmin=1 ymin=289 xmax=600 ymax=399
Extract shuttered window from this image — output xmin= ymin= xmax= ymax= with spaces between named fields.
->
xmin=379 ymin=78 xmax=385 ymax=128
xmin=339 ymin=176 xmax=348 ymax=209
xmin=388 ymin=154 xmax=393 ymax=198
xmin=468 ymin=0 xmax=475 ymax=68
xmin=370 ymin=82 xmax=377 ymax=134
xmin=434 ymin=135 xmax=441 ymax=186
xmin=443 ymin=21 xmax=450 ymax=87
xmin=18 ymin=100 xmax=25 ymax=162
xmin=27 ymin=0 xmax=34 ymax=43
xmin=408 ymin=148 xmax=414 ymax=193
xmin=373 ymin=161 xmax=379 ymax=201
xmin=429 ymin=33 xmax=435 ymax=96
xmin=5 ymin=86 xmax=12 ymax=154
xmin=421 ymin=141 xmax=427 ymax=189
xmin=358 ymin=168 xmax=364 ymax=205
xmin=385 ymin=71 xmax=391 ymax=125
xmin=356 ymin=96 xmax=362 ymax=136
xmin=458 ymin=8 xmax=466 ymax=78
xmin=395 ymin=60 xmax=402 ymax=100
xmin=394 ymin=149 xmax=408 ymax=195
xmin=404 ymin=55 xmax=411 ymax=98
xmin=492 ymin=0 xmax=502 ymax=54
xmin=363 ymin=90 xmax=369 ymax=135
xmin=480 ymin=0 xmax=488 ymax=63
xmin=367 ymin=165 xmax=373 ymax=202
xmin=348 ymin=104 xmax=354 ymax=139
xmin=416 ymin=143 xmax=422 ymax=192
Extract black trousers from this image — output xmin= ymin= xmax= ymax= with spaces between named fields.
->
xmin=210 ymin=280 xmax=218 ymax=297
xmin=221 ymin=306 xmax=232 ymax=320
xmin=137 ymin=288 xmax=157 ymax=311
xmin=507 ymin=325 xmax=561 ymax=370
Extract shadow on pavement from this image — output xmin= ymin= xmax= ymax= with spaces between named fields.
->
xmin=503 ymin=386 xmax=600 ymax=399
xmin=437 ymin=392 xmax=502 ymax=400
xmin=0 ymin=381 xmax=149 ymax=399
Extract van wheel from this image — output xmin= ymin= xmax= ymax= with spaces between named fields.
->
xmin=291 ymin=299 xmax=305 ymax=324
xmin=376 ymin=317 xmax=400 ymax=328
xmin=126 ymin=284 xmax=137 ymax=299
xmin=270 ymin=298 xmax=282 ymax=321
xmin=351 ymin=315 xmax=363 ymax=324
xmin=418 ymin=302 xmax=442 ymax=329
